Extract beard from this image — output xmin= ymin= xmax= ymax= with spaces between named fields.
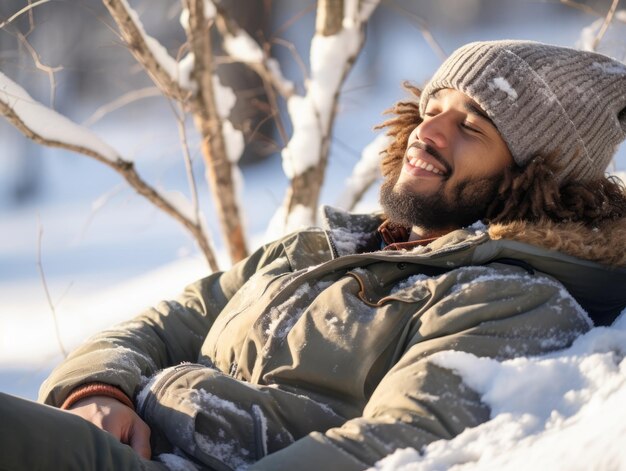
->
xmin=379 ymin=165 xmax=504 ymax=232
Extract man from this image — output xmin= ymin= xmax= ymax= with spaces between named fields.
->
xmin=3 ymin=40 xmax=626 ymax=470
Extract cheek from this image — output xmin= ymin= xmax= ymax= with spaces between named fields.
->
xmin=407 ymin=127 xmax=420 ymax=144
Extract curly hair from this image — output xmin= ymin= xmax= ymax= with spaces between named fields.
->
xmin=377 ymin=83 xmax=626 ymax=227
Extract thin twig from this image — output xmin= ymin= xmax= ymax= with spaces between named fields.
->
xmin=36 ymin=216 xmax=68 ymax=359
xmin=174 ymin=103 xmax=202 ymax=228
xmin=78 ymin=183 xmax=124 ymax=240
xmin=269 ymin=1 xmax=316 ymax=40
xmin=82 ymin=86 xmax=161 ymax=126
xmin=26 ymin=0 xmax=36 ymax=35
xmin=593 ymin=0 xmax=620 ymax=50
xmin=0 ymin=0 xmax=53 ymax=30
xmin=382 ymin=1 xmax=446 ymax=60
xmin=247 ymin=106 xmax=283 ymax=145
xmin=559 ymin=0 xmax=602 ymax=17
xmin=260 ymin=70 xmax=289 ymax=146
xmin=272 ymin=37 xmax=309 ymax=84
xmin=16 ymin=32 xmax=63 ymax=109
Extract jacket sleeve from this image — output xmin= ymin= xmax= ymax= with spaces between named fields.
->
xmin=38 ymin=239 xmax=288 ymax=408
xmin=248 ymin=270 xmax=592 ymax=470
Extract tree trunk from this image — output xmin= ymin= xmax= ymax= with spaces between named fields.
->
xmin=186 ymin=0 xmax=248 ymax=263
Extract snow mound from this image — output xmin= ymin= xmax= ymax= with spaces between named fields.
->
xmin=371 ymin=310 xmax=626 ymax=471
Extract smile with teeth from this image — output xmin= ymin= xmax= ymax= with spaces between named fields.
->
xmin=405 ymin=145 xmax=447 ymax=176
xmin=408 ymin=157 xmax=443 ymax=175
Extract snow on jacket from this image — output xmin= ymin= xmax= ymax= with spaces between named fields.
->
xmin=39 ymin=206 xmax=626 ymax=470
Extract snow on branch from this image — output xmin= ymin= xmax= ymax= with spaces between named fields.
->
xmin=281 ymin=0 xmax=380 ymax=180
xmin=336 ymin=133 xmax=391 ymax=211
xmin=0 ymin=71 xmax=119 ymax=163
xmin=0 ymin=71 xmax=218 ymax=271
xmin=102 ymin=0 xmax=191 ymax=101
xmin=271 ymin=0 xmax=381 ymax=236
xmin=212 ymin=4 xmax=295 ymax=98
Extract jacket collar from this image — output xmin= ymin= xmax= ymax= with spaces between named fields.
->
xmin=321 ymin=205 xmax=626 ymax=268
xmin=320 ymin=205 xmax=489 ymax=257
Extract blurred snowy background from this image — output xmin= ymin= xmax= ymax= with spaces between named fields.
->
xmin=1 ymin=1 xmax=626 ymax=469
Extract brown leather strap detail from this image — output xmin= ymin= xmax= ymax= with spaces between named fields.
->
xmin=60 ymin=383 xmax=134 ymax=411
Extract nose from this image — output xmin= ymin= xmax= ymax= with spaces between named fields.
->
xmin=416 ymin=112 xmax=451 ymax=150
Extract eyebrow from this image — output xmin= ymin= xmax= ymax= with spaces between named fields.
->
xmin=464 ymin=102 xmax=494 ymax=126
xmin=430 ymin=89 xmax=495 ymax=126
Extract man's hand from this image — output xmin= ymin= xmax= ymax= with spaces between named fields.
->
xmin=66 ymin=396 xmax=152 ymax=459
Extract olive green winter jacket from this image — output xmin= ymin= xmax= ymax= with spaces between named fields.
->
xmin=39 ymin=207 xmax=626 ymax=470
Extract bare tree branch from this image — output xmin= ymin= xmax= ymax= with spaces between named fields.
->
xmin=36 ymin=217 xmax=68 ymax=359
xmin=559 ymin=0 xmax=603 ymax=17
xmin=102 ymin=0 xmax=190 ymax=102
xmin=79 ymin=184 xmax=125 ymax=240
xmin=16 ymin=32 xmax=63 ymax=109
xmin=559 ymin=0 xmax=626 ymax=24
xmin=82 ymin=86 xmax=161 ymax=127
xmin=593 ymin=0 xmax=620 ymax=49
xmin=383 ymin=1 xmax=447 ymax=60
xmin=26 ymin=0 xmax=37 ymax=35
xmin=272 ymin=37 xmax=310 ymax=85
xmin=0 ymin=87 xmax=219 ymax=270
xmin=270 ymin=1 xmax=317 ymax=39
xmin=0 ymin=0 xmax=53 ymax=30
xmin=174 ymin=103 xmax=202 ymax=238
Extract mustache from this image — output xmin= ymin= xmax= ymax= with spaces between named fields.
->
xmin=407 ymin=141 xmax=452 ymax=175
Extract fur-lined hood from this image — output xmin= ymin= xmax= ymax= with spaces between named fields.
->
xmin=489 ymin=218 xmax=626 ymax=268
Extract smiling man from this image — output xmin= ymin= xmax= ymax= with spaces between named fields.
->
xmin=2 ymin=40 xmax=626 ymax=471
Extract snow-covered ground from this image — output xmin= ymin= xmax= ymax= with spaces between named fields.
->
xmin=1 ymin=2 xmax=626 ymax=469
xmin=372 ymin=313 xmax=626 ymax=471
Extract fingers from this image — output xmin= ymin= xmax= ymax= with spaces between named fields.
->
xmin=129 ymin=418 xmax=152 ymax=460
xmin=66 ymin=396 xmax=153 ymax=459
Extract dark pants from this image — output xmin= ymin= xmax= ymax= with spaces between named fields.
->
xmin=0 ymin=393 xmax=167 ymax=471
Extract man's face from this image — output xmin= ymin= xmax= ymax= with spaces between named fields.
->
xmin=380 ymin=88 xmax=514 ymax=234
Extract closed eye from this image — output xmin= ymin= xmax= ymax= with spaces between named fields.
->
xmin=461 ymin=122 xmax=482 ymax=134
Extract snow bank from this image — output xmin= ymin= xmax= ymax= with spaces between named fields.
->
xmin=371 ymin=310 xmax=626 ymax=471
xmin=0 ymin=257 xmax=208 ymax=369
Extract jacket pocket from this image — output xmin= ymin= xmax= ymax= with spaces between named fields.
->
xmin=347 ymin=269 xmax=431 ymax=307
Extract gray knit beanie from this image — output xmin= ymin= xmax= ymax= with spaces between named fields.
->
xmin=419 ymin=40 xmax=626 ymax=184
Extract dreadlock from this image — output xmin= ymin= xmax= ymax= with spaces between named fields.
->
xmin=377 ymin=84 xmax=626 ymax=227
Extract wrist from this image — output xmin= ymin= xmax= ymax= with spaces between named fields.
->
xmin=61 ymin=383 xmax=134 ymax=411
